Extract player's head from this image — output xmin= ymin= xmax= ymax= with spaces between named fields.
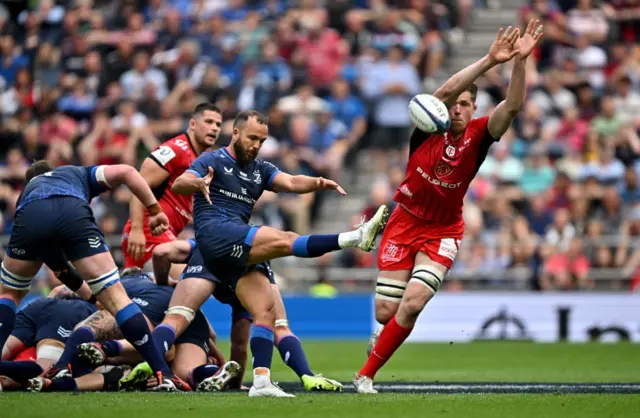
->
xmin=25 ymin=160 xmax=53 ymax=182
xmin=189 ymin=103 xmax=223 ymax=149
xmin=449 ymin=84 xmax=478 ymax=134
xmin=231 ymin=110 xmax=269 ymax=163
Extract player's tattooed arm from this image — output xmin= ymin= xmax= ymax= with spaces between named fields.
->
xmin=78 ymin=311 xmax=123 ymax=341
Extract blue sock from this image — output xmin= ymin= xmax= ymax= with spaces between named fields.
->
xmin=189 ymin=364 xmax=219 ymax=388
xmin=250 ymin=324 xmax=274 ymax=370
xmin=0 ymin=360 xmax=43 ymax=383
xmin=0 ymin=298 xmax=17 ymax=350
xmin=276 ymin=334 xmax=313 ymax=378
xmin=49 ymin=376 xmax=78 ymax=392
xmin=291 ymin=235 xmax=340 ymax=258
xmin=55 ymin=326 xmax=96 ymax=369
xmin=152 ymin=324 xmax=177 ymax=356
xmin=102 ymin=340 xmax=123 ymax=357
xmin=115 ymin=303 xmax=171 ymax=375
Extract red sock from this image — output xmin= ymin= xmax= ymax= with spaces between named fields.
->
xmin=359 ymin=316 xmax=412 ymax=379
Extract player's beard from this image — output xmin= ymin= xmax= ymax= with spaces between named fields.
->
xmin=233 ymin=141 xmax=256 ymax=164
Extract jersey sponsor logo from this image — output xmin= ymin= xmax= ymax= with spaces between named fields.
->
xmin=238 ymin=171 xmax=251 ymax=182
xmin=434 ymin=161 xmax=454 ymax=179
xmin=253 ymin=170 xmax=262 ymax=184
xmin=224 ymin=167 xmax=234 ymax=175
xmin=151 ymin=146 xmax=177 ymax=166
xmin=217 ymin=188 xmax=256 ymax=205
xmin=132 ymin=297 xmax=149 ymax=307
xmin=174 ymin=139 xmax=190 ymax=152
xmin=437 ymin=238 xmax=459 ymax=261
xmin=57 ymin=326 xmax=72 ymax=339
xmin=230 ymin=245 xmax=244 ymax=258
xmin=381 ymin=240 xmax=404 ymax=263
xmin=241 ymin=187 xmax=247 ymax=195
xmin=88 ymin=237 xmax=102 ymax=248
xmin=400 ymin=185 xmax=413 ymax=198
xmin=417 ymin=166 xmax=462 ymax=189
xmin=186 ymin=265 xmax=203 ymax=274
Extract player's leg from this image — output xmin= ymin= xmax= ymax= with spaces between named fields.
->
xmin=28 ymin=365 xmax=131 ymax=392
xmin=246 ymin=204 xmax=388 ymax=264
xmin=235 ymin=270 xmax=294 ymax=398
xmin=357 ymin=252 xmax=449 ymax=391
xmin=270 ymin=283 xmax=343 ymax=392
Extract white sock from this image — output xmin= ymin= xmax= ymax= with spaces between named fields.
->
xmin=338 ymin=229 xmax=361 ymax=248
xmin=253 ymin=370 xmax=271 ymax=388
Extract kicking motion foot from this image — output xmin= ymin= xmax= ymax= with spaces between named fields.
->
xmin=353 ymin=374 xmax=378 ymax=394
xmin=357 ymin=205 xmax=389 ymax=251
xmin=197 ymin=361 xmax=241 ymax=392
xmin=302 ymin=374 xmax=344 ymax=392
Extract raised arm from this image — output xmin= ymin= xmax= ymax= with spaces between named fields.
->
xmin=487 ymin=20 xmax=543 ymax=139
xmin=434 ymin=26 xmax=521 ymax=107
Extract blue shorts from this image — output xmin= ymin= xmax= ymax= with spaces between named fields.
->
xmin=195 ymin=222 xmax=262 ymax=285
xmin=175 ymin=310 xmax=211 ymax=356
xmin=181 ymin=247 xmax=275 ymax=322
xmin=7 ymin=197 xmax=108 ymax=263
xmin=12 ymin=298 xmax=97 ymax=346
xmin=130 ymin=287 xmax=174 ymax=326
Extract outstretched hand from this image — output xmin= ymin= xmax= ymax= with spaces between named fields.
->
xmin=488 ymin=26 xmax=521 ymax=64
xmin=317 ymin=177 xmax=347 ymax=195
xmin=515 ymin=19 xmax=544 ymax=60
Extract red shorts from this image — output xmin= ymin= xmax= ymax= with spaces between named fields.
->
xmin=377 ymin=205 xmax=464 ymax=271
xmin=15 ymin=346 xmax=37 ymax=361
xmin=122 ymin=223 xmax=176 ymax=268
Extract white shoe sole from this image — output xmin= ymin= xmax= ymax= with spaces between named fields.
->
xmin=197 ymin=361 xmax=241 ymax=392
xmin=249 ymin=386 xmax=296 ymax=398
xmin=359 ymin=205 xmax=389 ymax=251
xmin=27 ymin=378 xmax=44 ymax=392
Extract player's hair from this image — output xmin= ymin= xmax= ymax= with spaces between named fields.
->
xmin=191 ymin=102 xmax=221 ymax=119
xmin=466 ymin=83 xmax=478 ymax=102
xmin=233 ymin=110 xmax=268 ymax=129
xmin=25 ymin=160 xmax=53 ymax=182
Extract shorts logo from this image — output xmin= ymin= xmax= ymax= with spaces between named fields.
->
xmin=132 ymin=297 xmax=149 ymax=307
xmin=57 ymin=326 xmax=72 ymax=339
xmin=224 ymin=167 xmax=233 ymax=175
xmin=186 ymin=265 xmax=203 ymax=274
xmin=88 ymin=237 xmax=102 ymax=248
xmin=231 ymin=245 xmax=244 ymax=258
xmin=434 ymin=160 xmax=454 ymax=179
xmin=134 ymin=334 xmax=149 ymax=346
xmin=437 ymin=238 xmax=460 ymax=261
xmin=11 ymin=248 xmax=25 ymax=255
xmin=381 ymin=241 xmax=404 ymax=263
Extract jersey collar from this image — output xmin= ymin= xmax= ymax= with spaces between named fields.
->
xmin=221 ymin=146 xmax=237 ymax=161
xmin=184 ymin=131 xmax=200 ymax=155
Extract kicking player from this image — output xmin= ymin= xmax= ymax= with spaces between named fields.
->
xmin=0 ymin=292 xmax=96 ymax=389
xmin=158 ymin=110 xmax=387 ymax=397
xmin=0 ymin=160 xmax=189 ymax=391
xmin=353 ymin=21 xmax=544 ymax=393
xmin=123 ymin=102 xmax=222 ymax=277
xmin=127 ymin=239 xmax=343 ymax=392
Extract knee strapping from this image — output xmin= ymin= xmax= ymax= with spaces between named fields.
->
xmin=87 ymin=268 xmax=120 ymax=295
xmin=165 ymin=306 xmax=196 ymax=323
xmin=1 ymin=262 xmax=34 ymax=291
xmin=375 ymin=277 xmax=407 ymax=302
xmin=409 ymin=264 xmax=445 ymax=294
xmin=275 ymin=319 xmax=289 ymax=328
xmin=36 ymin=345 xmax=64 ymax=361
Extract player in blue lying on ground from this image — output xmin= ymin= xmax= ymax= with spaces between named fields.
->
xmin=115 ymin=239 xmax=343 ymax=392
xmin=0 ymin=160 xmax=191 ymax=391
xmin=154 ymin=109 xmax=387 ymax=397
xmin=31 ymin=267 xmax=238 ymax=392
xmin=0 ymin=287 xmax=97 ymax=390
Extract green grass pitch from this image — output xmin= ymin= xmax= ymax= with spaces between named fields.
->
xmin=2 ymin=342 xmax=639 ymax=417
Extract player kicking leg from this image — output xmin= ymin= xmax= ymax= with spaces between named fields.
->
xmin=354 ymin=21 xmax=543 ymax=394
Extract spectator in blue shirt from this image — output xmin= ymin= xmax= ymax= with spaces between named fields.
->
xmin=0 ymin=36 xmax=29 ymax=86
xmin=326 ymin=78 xmax=367 ymax=147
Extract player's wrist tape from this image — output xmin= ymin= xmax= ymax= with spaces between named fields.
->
xmin=147 ymin=203 xmax=162 ymax=216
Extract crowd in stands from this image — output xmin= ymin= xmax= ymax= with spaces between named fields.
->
xmin=1 ymin=0 xmax=639 ymax=292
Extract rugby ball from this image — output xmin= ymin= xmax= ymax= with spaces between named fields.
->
xmin=408 ymin=94 xmax=451 ymax=134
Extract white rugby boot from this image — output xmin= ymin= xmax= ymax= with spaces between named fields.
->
xmin=197 ymin=361 xmax=241 ymax=392
xmin=353 ymin=374 xmax=378 ymax=394
xmin=357 ymin=205 xmax=389 ymax=251
xmin=249 ymin=374 xmax=295 ymax=398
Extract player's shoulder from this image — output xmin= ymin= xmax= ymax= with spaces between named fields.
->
xmin=151 ymin=133 xmax=195 ymax=167
xmin=20 ymin=298 xmax=54 ymax=315
xmin=469 ymin=116 xmax=490 ymax=132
